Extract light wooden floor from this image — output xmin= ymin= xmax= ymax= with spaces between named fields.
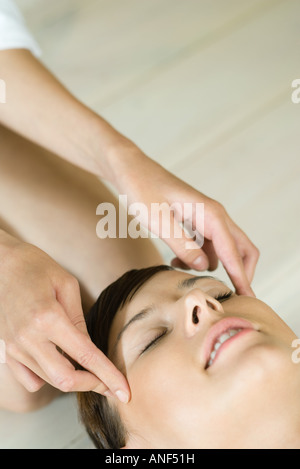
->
xmin=0 ymin=0 xmax=299 ymax=449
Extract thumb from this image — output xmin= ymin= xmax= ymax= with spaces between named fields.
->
xmin=163 ymin=219 xmax=210 ymax=271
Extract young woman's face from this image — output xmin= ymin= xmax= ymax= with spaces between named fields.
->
xmin=108 ymin=270 xmax=300 ymax=449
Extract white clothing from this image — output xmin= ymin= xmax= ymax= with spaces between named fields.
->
xmin=0 ymin=0 xmax=41 ymax=56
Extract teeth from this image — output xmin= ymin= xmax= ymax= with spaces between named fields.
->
xmin=219 ymin=333 xmax=230 ymax=344
xmin=207 ymin=328 xmax=242 ymax=367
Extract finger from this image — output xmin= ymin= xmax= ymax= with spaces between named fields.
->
xmin=8 ymin=341 xmax=111 ymax=395
xmin=227 ymin=223 xmax=260 ymax=284
xmin=29 ymin=342 xmax=105 ymax=393
xmin=56 ymin=280 xmax=129 ymax=396
xmin=240 ymin=244 xmax=260 ymax=284
xmin=48 ymin=314 xmax=130 ymax=402
xmin=162 ymin=216 xmax=210 ymax=271
xmin=55 ymin=276 xmax=88 ymax=336
xmin=6 ymin=356 xmax=46 ymax=393
xmin=170 ymin=257 xmax=190 ymax=270
xmin=202 ymin=239 xmax=219 ymax=272
xmin=241 ymin=252 xmax=258 ymax=284
xmin=170 ymin=239 xmax=219 ymax=272
xmin=211 ymin=222 xmax=255 ymax=296
xmin=54 ymin=280 xmax=130 ymax=400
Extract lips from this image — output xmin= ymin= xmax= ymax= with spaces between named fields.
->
xmin=203 ymin=317 xmax=257 ymax=369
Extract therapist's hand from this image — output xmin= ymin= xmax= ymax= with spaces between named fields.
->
xmin=108 ymin=144 xmax=259 ymax=297
xmin=0 ymin=231 xmax=130 ymax=403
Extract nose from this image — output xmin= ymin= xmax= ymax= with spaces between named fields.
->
xmin=181 ymin=288 xmax=224 ymax=338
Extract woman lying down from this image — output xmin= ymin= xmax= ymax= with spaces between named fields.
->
xmin=77 ymin=265 xmax=300 ymax=449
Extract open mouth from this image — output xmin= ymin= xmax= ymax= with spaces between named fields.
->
xmin=204 ymin=318 xmax=257 ymax=369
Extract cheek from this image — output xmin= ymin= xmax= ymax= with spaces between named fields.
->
xmin=228 ymin=297 xmax=297 ymax=346
xmin=129 ymin=350 xmax=192 ymax=410
xmin=119 ymin=349 xmax=214 ymax=445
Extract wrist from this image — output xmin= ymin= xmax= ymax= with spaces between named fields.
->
xmin=97 ymin=135 xmax=138 ymax=184
xmin=101 ymin=137 xmax=145 ymax=189
xmin=81 ymin=112 xmax=136 ymax=182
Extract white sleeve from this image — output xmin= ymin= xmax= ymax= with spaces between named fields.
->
xmin=0 ymin=0 xmax=41 ymax=57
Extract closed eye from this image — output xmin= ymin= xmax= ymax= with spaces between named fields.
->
xmin=214 ymin=291 xmax=233 ymax=303
xmin=139 ymin=291 xmax=233 ymax=356
xmin=140 ymin=330 xmax=168 ymax=355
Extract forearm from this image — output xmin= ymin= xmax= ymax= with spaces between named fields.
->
xmin=0 ymin=49 xmax=133 ymax=181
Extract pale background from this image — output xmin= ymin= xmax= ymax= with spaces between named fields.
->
xmin=0 ymin=0 xmax=299 ymax=448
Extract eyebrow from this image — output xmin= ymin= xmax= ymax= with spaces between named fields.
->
xmin=115 ymin=305 xmax=156 ymax=345
xmin=177 ymin=275 xmax=216 ymax=290
xmin=112 ymin=275 xmax=218 ymax=354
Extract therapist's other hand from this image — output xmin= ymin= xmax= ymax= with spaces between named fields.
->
xmin=0 ymin=232 xmax=130 ymax=402
xmin=108 ymin=144 xmax=259 ymax=297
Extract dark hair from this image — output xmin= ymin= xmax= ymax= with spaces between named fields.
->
xmin=77 ymin=264 xmax=174 ymax=449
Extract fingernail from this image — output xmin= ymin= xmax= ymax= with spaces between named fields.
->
xmin=193 ymin=256 xmax=206 ymax=270
xmin=103 ymin=390 xmax=114 ymax=398
xmin=115 ymin=390 xmax=129 ymax=404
